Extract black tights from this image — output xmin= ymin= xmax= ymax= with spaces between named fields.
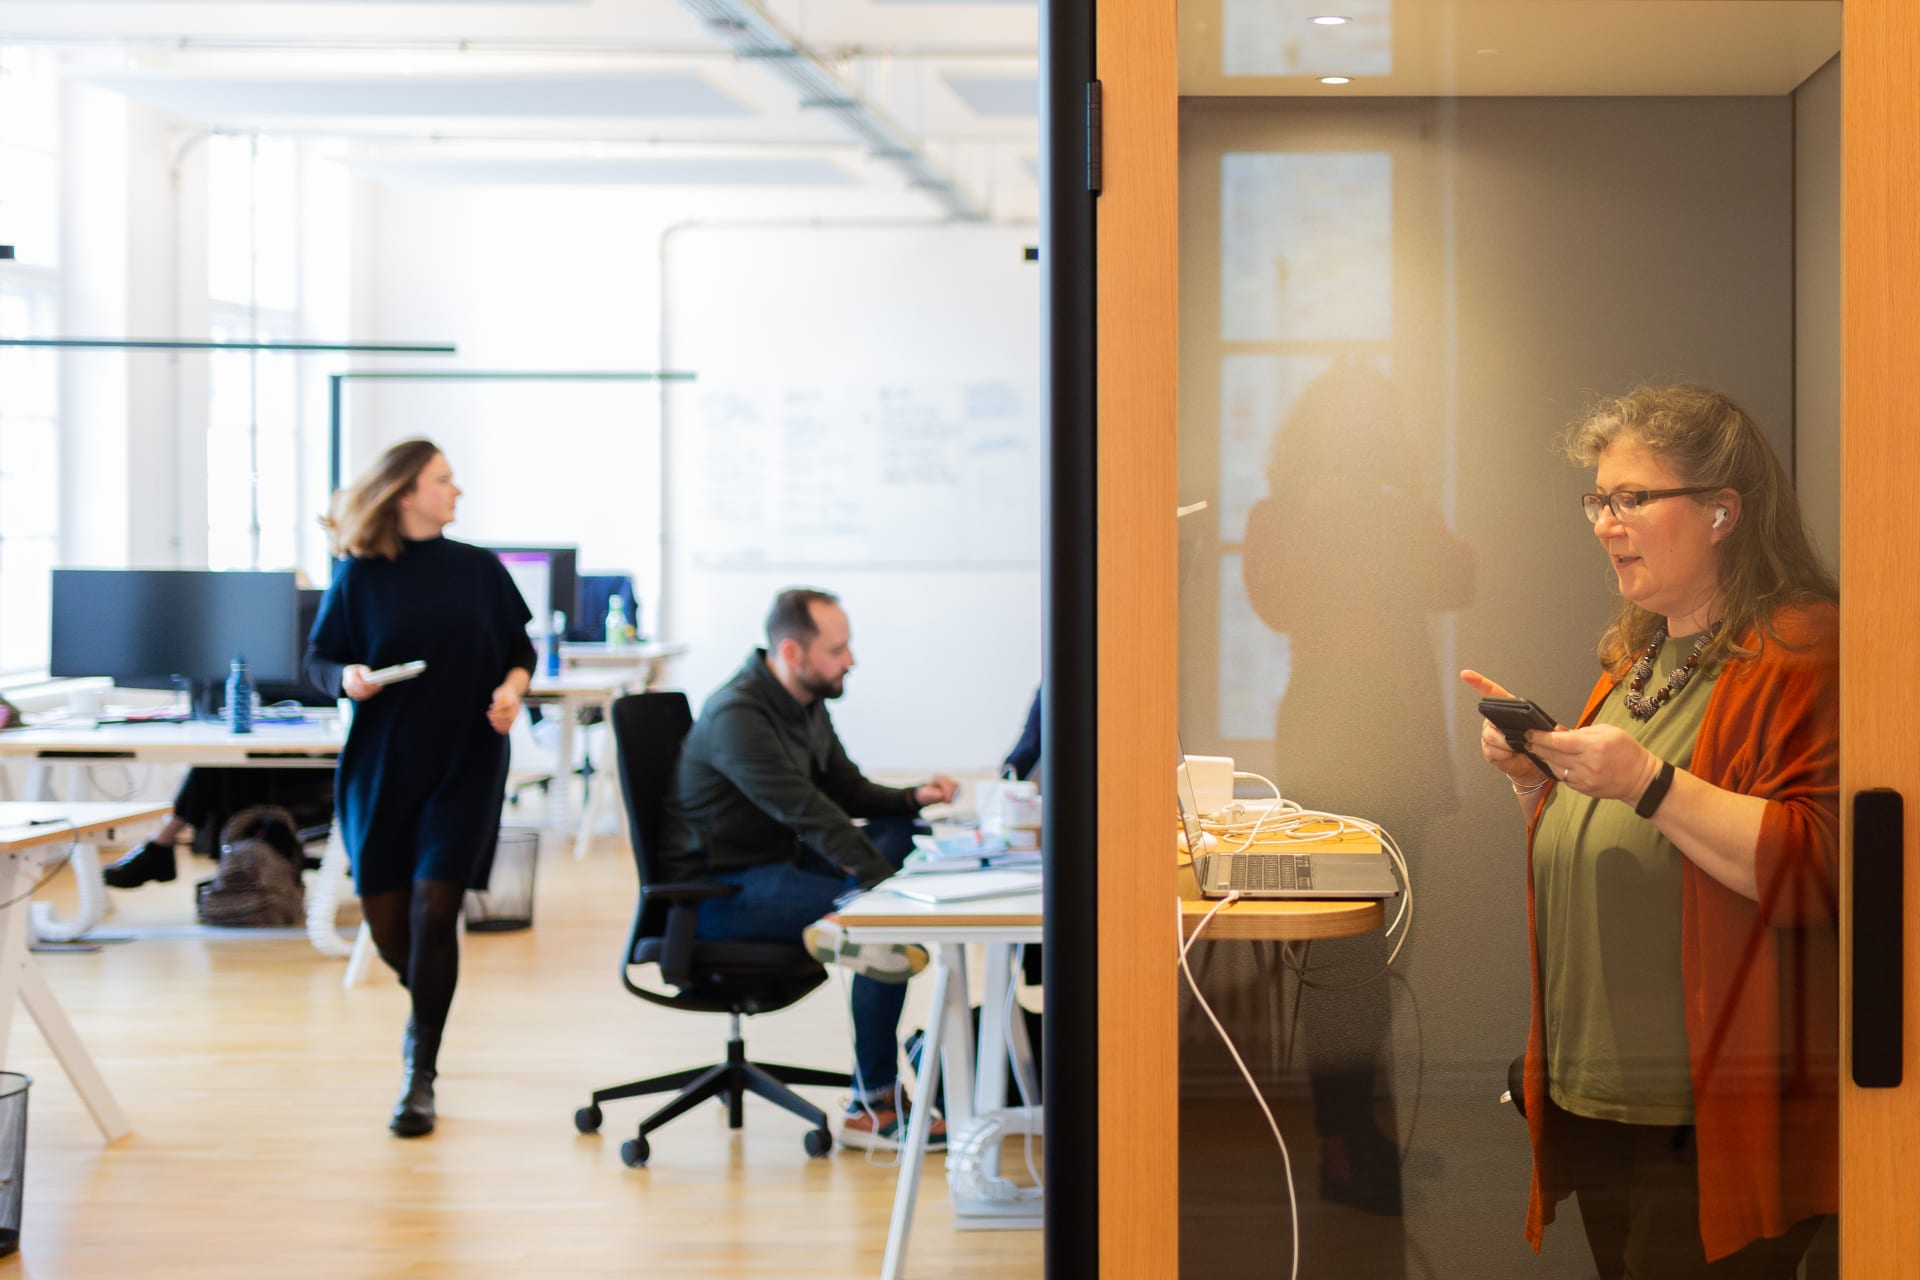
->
xmin=361 ymin=880 xmax=466 ymax=1070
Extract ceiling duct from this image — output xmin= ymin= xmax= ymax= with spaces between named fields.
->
xmin=678 ymin=0 xmax=987 ymax=221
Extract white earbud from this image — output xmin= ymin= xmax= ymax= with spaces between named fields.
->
xmin=1712 ymin=508 xmax=1728 ymax=529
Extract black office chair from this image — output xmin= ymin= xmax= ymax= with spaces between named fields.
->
xmin=572 ymin=691 xmax=853 ymax=1167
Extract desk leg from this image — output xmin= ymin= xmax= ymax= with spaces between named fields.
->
xmin=28 ymin=841 xmax=106 ymax=943
xmin=0 ymin=859 xmax=28 ymax=1070
xmin=553 ymin=709 xmax=579 ymax=841
xmin=306 ymin=827 xmax=354 ymax=959
xmin=971 ymin=944 xmax=1015 ymax=1187
xmin=882 ymin=942 xmax=965 ymax=1280
xmin=0 ymin=855 xmax=130 ymax=1142
xmin=17 ymin=955 xmax=131 ymax=1141
xmin=571 ymin=699 xmax=609 ymax=862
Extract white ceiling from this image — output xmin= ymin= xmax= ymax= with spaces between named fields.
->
xmin=1183 ymin=0 xmax=1842 ymax=97
xmin=0 ymin=0 xmax=1844 ymax=221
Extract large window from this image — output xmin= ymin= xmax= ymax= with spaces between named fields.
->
xmin=206 ymin=134 xmax=303 ymax=571
xmin=0 ymin=46 xmax=61 ymax=676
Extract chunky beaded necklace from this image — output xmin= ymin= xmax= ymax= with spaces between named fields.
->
xmin=1622 ymin=623 xmax=1719 ymax=721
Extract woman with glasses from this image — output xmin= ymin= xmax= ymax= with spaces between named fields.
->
xmin=1461 ymin=386 xmax=1837 ymax=1278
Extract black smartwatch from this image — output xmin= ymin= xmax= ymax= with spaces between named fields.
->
xmin=1634 ymin=759 xmax=1677 ymax=820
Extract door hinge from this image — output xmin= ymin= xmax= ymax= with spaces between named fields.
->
xmin=1086 ymin=80 xmax=1103 ymax=195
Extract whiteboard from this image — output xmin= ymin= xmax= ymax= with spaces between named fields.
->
xmin=693 ymin=378 xmax=1040 ymax=567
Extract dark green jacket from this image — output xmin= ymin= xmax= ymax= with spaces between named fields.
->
xmin=656 ymin=650 xmax=920 ymax=884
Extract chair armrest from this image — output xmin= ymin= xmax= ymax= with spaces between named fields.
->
xmin=643 ymin=881 xmax=742 ymax=903
xmin=641 ymin=882 xmax=740 ymax=987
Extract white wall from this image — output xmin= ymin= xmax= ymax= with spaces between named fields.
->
xmin=354 ymin=182 xmax=1040 ymax=771
xmin=661 ymin=224 xmax=1042 ymax=773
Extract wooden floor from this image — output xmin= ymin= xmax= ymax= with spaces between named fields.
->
xmin=7 ymin=829 xmax=1044 ymax=1279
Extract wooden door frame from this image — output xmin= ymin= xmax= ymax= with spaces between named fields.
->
xmin=1088 ymin=0 xmax=1917 ymax=1274
xmin=1837 ymin=0 xmax=1919 ymax=1272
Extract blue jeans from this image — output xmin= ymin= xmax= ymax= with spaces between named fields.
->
xmin=696 ymin=845 xmax=909 ymax=1104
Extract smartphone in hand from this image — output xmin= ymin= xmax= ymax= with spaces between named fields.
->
xmin=1477 ymin=696 xmax=1560 ymax=782
xmin=364 ymin=660 xmax=427 ymax=687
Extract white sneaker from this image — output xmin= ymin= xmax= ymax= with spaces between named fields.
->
xmin=803 ymin=918 xmax=929 ymax=984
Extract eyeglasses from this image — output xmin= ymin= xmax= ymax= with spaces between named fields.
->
xmin=1580 ymin=486 xmax=1719 ymax=524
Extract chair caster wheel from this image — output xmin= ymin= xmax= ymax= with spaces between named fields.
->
xmin=804 ymin=1127 xmax=833 ymax=1158
xmin=621 ymin=1136 xmax=650 ymax=1168
xmin=574 ymin=1105 xmax=602 ymax=1134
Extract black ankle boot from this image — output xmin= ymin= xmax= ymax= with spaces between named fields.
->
xmin=390 ymin=1071 xmax=436 ymax=1138
xmin=390 ymin=1019 xmax=441 ymax=1138
xmin=102 ymin=841 xmax=177 ymax=889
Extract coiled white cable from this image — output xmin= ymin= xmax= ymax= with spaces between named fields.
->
xmin=1198 ymin=771 xmax=1415 ymax=983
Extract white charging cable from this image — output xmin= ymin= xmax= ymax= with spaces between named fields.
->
xmin=1201 ymin=771 xmax=1415 ymax=984
xmin=1178 ymin=890 xmax=1300 ymax=1280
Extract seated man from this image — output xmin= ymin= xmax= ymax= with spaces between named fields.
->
xmin=657 ymin=587 xmax=959 ymax=1150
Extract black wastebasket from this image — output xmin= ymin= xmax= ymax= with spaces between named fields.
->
xmin=0 ymin=1072 xmax=30 ymax=1256
xmin=464 ymin=828 xmax=540 ymax=932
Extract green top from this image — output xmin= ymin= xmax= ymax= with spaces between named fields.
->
xmin=1532 ymin=633 xmax=1716 ymax=1125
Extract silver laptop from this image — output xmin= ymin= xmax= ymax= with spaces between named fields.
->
xmin=1179 ymin=762 xmax=1400 ymax=902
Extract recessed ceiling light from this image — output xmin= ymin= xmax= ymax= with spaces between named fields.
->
xmin=1319 ymin=76 xmax=1353 ymax=85
xmin=1311 ymin=15 xmax=1351 ymax=25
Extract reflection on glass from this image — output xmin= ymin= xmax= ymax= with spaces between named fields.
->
xmin=1217 ymin=552 xmax=1290 ymax=739
xmin=1223 ymin=0 xmax=1393 ymax=79
xmin=1180 ymin=51 xmax=1840 ymax=1276
xmin=1221 ymin=152 xmax=1392 ymax=342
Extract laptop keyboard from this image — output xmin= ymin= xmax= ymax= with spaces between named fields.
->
xmin=1224 ymin=853 xmax=1311 ymax=892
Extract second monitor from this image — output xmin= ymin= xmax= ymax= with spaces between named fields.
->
xmin=485 ymin=545 xmax=578 ymax=631
xmin=49 ymin=569 xmax=302 ymax=717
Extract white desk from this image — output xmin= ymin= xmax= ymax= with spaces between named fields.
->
xmin=0 ymin=719 xmax=342 ymax=943
xmin=0 ymin=802 xmax=168 ymax=1142
xmin=835 ymin=884 xmax=1045 ymax=1280
xmin=0 ymin=710 xmax=574 ymax=954
xmin=558 ymin=640 xmax=688 ymax=675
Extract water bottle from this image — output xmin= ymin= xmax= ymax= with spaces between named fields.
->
xmin=605 ymin=594 xmax=626 ymax=648
xmin=225 ymin=654 xmax=254 ymax=734
xmin=546 ymin=610 xmax=565 ymax=677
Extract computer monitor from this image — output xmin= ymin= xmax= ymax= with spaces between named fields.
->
xmin=49 ymin=569 xmax=301 ymax=717
xmin=484 ymin=545 xmax=578 ymax=630
xmin=256 ymin=589 xmax=332 ymax=707
xmin=568 ymin=573 xmax=638 ymax=642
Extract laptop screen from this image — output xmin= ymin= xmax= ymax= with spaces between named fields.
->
xmin=1175 ymin=735 xmax=1209 ymax=860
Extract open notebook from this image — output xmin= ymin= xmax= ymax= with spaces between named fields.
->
xmin=881 ymin=870 xmax=1043 ymax=904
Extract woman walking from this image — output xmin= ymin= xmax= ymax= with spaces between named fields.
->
xmin=306 ymin=439 xmax=536 ymax=1136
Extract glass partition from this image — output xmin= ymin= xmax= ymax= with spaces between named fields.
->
xmin=1173 ymin=5 xmax=1842 ymax=1276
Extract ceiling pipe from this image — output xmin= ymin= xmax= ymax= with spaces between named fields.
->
xmin=0 ymin=32 xmax=1037 ymax=61
xmin=675 ymin=0 xmax=988 ymax=221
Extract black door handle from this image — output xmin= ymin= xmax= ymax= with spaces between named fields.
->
xmin=1853 ymin=788 xmax=1904 ymax=1088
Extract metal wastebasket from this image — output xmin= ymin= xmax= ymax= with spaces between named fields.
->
xmin=464 ymin=828 xmax=540 ymax=932
xmin=0 ymin=1072 xmax=30 ymax=1256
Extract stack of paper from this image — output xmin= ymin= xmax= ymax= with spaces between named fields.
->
xmin=904 ymin=833 xmax=1042 ymax=873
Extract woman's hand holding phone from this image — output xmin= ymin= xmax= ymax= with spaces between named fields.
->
xmin=341 ymin=664 xmax=383 ymax=702
xmin=1461 ymin=669 xmax=1558 ymax=785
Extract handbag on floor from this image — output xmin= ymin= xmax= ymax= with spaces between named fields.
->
xmin=196 ymin=806 xmax=306 ymax=927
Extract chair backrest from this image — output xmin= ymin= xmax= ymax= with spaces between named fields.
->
xmin=610 ymin=691 xmax=694 ymax=940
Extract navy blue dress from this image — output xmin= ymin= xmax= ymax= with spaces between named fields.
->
xmin=305 ymin=537 xmax=536 ymax=896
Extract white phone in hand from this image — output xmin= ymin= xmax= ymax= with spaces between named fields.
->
xmin=363 ymin=660 xmax=427 ymax=686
